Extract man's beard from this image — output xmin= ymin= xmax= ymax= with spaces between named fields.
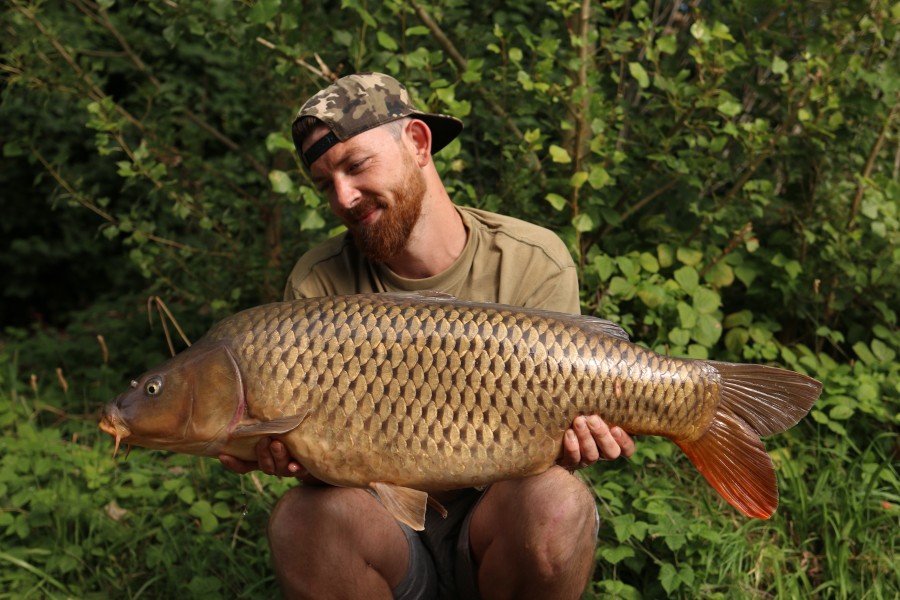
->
xmin=347 ymin=164 xmax=426 ymax=264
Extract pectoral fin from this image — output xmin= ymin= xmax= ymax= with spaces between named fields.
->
xmin=370 ymin=482 xmax=429 ymax=531
xmin=231 ymin=411 xmax=308 ymax=438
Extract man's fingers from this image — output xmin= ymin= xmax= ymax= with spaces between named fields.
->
xmin=611 ymin=426 xmax=635 ymax=458
xmin=218 ymin=454 xmax=258 ymax=475
xmin=586 ymin=415 xmax=621 ymax=461
xmin=575 ymin=416 xmax=601 ymax=464
xmin=559 ymin=429 xmax=581 ymax=467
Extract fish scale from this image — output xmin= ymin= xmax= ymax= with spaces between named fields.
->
xmin=101 ymin=291 xmax=821 ymax=529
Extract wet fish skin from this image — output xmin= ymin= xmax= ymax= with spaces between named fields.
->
xmin=100 ymin=292 xmax=821 ymax=529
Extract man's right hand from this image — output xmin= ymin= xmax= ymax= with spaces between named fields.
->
xmin=219 ymin=438 xmax=322 ymax=484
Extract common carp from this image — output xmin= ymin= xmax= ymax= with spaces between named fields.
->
xmin=100 ymin=292 xmax=821 ymax=529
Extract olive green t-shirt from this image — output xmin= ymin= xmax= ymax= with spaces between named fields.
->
xmin=283 ymin=206 xmax=580 ymax=315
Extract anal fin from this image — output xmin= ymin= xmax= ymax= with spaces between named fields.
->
xmin=370 ymin=482 xmax=429 ymax=531
xmin=676 ymin=408 xmax=777 ymax=519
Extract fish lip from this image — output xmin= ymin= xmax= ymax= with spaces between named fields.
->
xmin=99 ymin=408 xmax=131 ymax=458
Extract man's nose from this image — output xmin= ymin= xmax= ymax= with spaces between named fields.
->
xmin=331 ymin=177 xmax=361 ymax=210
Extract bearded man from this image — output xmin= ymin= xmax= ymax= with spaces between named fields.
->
xmin=220 ymin=73 xmax=635 ymax=600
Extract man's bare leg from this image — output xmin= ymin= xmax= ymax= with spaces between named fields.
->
xmin=469 ymin=466 xmax=598 ymax=600
xmin=268 ymin=486 xmax=410 ymax=600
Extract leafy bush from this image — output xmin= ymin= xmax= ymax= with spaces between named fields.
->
xmin=2 ymin=0 xmax=897 ymax=598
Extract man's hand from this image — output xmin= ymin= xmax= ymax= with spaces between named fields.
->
xmin=219 ymin=438 xmax=322 ymax=484
xmin=559 ymin=415 xmax=635 ymax=470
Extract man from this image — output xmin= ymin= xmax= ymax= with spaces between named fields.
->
xmin=220 ymin=73 xmax=635 ymax=600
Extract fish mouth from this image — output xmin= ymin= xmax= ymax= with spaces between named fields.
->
xmin=99 ymin=410 xmax=131 ymax=458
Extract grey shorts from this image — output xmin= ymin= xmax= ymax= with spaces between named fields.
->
xmin=391 ymin=488 xmax=484 ymax=600
xmin=391 ymin=481 xmax=601 ymax=600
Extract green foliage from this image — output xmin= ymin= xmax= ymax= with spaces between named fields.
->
xmin=0 ymin=351 xmax=294 ymax=598
xmin=2 ymin=0 xmax=898 ymax=598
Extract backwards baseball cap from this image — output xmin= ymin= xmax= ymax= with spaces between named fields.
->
xmin=293 ymin=72 xmax=463 ymax=167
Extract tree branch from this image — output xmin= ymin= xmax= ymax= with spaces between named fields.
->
xmin=848 ymin=100 xmax=897 ymax=230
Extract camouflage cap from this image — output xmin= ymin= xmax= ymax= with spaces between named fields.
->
xmin=293 ymin=72 xmax=463 ymax=167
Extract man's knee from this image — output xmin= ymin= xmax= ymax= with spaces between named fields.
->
xmin=524 ymin=470 xmax=598 ymax=578
xmin=267 ymin=486 xmax=359 ymax=556
xmin=267 ymin=485 xmax=412 ymax=596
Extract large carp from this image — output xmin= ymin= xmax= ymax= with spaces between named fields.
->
xmin=100 ymin=292 xmax=821 ymax=529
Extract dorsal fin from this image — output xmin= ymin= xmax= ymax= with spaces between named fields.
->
xmin=376 ymin=291 xmax=630 ymax=341
xmin=380 ymin=291 xmax=457 ymax=302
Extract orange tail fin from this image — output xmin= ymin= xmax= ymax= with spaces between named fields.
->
xmin=676 ymin=363 xmax=821 ymax=519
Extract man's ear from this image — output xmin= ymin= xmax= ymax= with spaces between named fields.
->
xmin=405 ymin=119 xmax=432 ymax=166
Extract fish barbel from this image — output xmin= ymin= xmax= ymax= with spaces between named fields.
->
xmin=100 ymin=292 xmax=821 ymax=529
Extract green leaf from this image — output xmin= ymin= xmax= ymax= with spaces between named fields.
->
xmin=829 ymin=404 xmax=854 ymax=420
xmin=639 ymin=252 xmax=659 ymax=273
xmin=718 ymin=100 xmax=743 ymax=117
xmin=377 ymin=31 xmax=398 ymax=51
xmin=657 ymin=244 xmax=674 ymax=268
xmin=177 ymin=486 xmax=195 ymax=505
xmin=692 ymin=313 xmax=723 ymax=346
xmin=724 ymin=327 xmax=749 ymax=354
xmin=690 ymin=21 xmax=708 ymax=42
xmin=593 ymin=255 xmax=616 ymax=281
xmin=676 ymin=247 xmax=704 ymax=266
xmin=248 ymin=0 xmax=280 ymax=24
xmin=608 ymin=276 xmax=635 ymax=297
xmin=545 ymin=193 xmax=567 ymax=211
xmin=266 ymin=132 xmax=295 ymax=153
xmin=572 ymin=213 xmax=594 ymax=232
xmin=300 ymin=208 xmax=326 ymax=231
xmin=677 ymin=302 xmax=697 ymax=329
xmin=616 ymin=256 xmax=638 ymax=279
xmin=659 ymin=562 xmax=680 ymax=594
xmin=3 ymin=141 xmax=24 ymax=157
xmin=724 ymin=310 xmax=753 ymax=328
xmin=549 ymin=144 xmax=572 ymax=163
xmin=656 ymin=35 xmax=677 ymax=55
xmin=853 ymin=342 xmax=877 ymax=365
xmin=692 ymin=287 xmax=721 ymax=314
xmin=711 ymin=22 xmax=735 ymax=42
xmin=268 ymin=170 xmax=294 ymax=194
xmin=598 ymin=545 xmax=635 ymax=565
xmin=772 ymin=55 xmax=789 ymax=75
xmin=871 ymin=339 xmax=896 ymax=363
xmin=588 ymin=166 xmax=612 ymax=189
xmin=570 ymin=171 xmax=588 ymax=190
xmin=674 ymin=266 xmax=699 ymax=294
xmin=668 ymin=327 xmax=691 ymax=346
xmin=704 ymin=261 xmax=734 ymax=288
xmin=628 ymin=62 xmax=650 ymax=88
xmin=735 ymin=265 xmax=758 ymax=287
xmin=638 ymin=285 xmax=667 ymax=309
xmin=610 ymin=514 xmax=648 ymax=542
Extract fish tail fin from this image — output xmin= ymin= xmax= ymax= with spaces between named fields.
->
xmin=675 ymin=363 xmax=821 ymax=519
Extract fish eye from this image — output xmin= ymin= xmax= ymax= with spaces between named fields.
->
xmin=145 ymin=376 xmax=163 ymax=396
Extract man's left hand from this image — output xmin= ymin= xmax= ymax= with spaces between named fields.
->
xmin=559 ymin=415 xmax=635 ymax=469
